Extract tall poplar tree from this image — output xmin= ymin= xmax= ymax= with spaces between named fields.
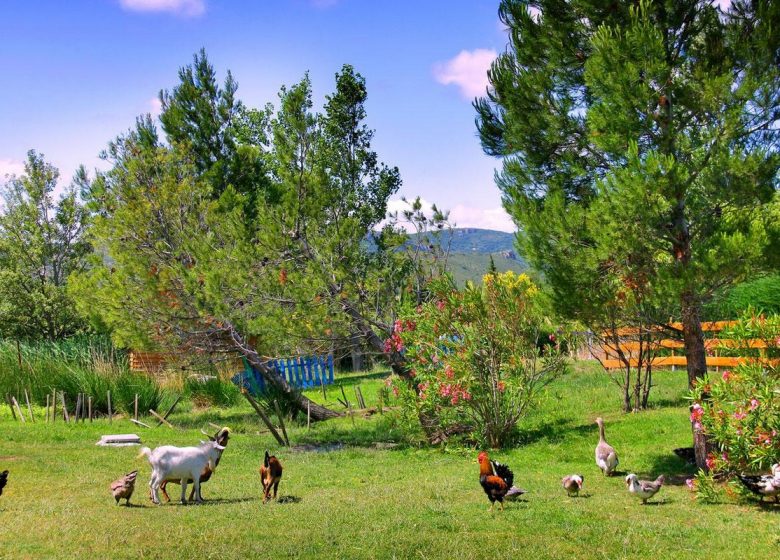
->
xmin=476 ymin=0 xmax=779 ymax=466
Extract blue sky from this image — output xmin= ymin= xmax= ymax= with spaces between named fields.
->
xmin=0 ymin=0 xmax=517 ymax=231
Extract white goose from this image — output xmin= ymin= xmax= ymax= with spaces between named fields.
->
xmin=625 ymin=473 xmax=664 ymax=504
xmin=595 ymin=417 xmax=619 ymax=476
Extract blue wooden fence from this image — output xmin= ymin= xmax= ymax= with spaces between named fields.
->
xmin=232 ymin=355 xmax=335 ymax=395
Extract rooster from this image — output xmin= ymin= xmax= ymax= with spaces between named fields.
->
xmin=260 ymin=450 xmax=283 ymax=503
xmin=110 ymin=470 xmax=138 ymax=505
xmin=477 ymin=452 xmax=526 ymax=511
xmin=0 ymin=470 xmax=8 ymax=497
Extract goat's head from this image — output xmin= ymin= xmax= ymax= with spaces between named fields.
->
xmin=201 ymin=426 xmax=231 ymax=447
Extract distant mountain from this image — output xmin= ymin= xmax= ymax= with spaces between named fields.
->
xmin=408 ymin=228 xmax=527 ymax=286
xmin=366 ymin=228 xmax=526 ymax=285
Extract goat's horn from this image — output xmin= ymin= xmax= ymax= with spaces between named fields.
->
xmin=200 ymin=428 xmax=216 ymax=441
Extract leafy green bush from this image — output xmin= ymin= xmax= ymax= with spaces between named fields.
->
xmin=689 ymin=312 xmax=779 ymax=499
xmin=392 ymin=271 xmax=568 ymax=448
xmin=705 ymin=275 xmax=780 ymax=319
xmin=184 ymin=375 xmax=241 ymax=408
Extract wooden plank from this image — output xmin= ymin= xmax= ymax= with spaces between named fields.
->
xmin=24 ymin=389 xmax=34 ymax=423
xmin=130 ymin=418 xmax=152 ymax=429
xmin=604 ymin=320 xmax=739 ymax=337
xmin=241 ymin=390 xmax=286 ymax=447
xmin=614 ymin=338 xmax=768 ymax=352
xmin=149 ymin=409 xmax=174 ymax=428
xmin=272 ymin=400 xmax=290 ymax=447
xmin=156 ymin=394 xmax=182 ymax=426
xmin=601 ymin=355 xmax=780 ymax=369
xmin=11 ymin=396 xmax=25 ymax=423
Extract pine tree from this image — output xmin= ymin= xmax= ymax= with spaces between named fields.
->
xmin=476 ymin=0 xmax=779 ymax=467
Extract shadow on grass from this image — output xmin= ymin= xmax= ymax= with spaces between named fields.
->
xmin=515 ymin=417 xmax=594 ymax=446
xmin=328 ymin=370 xmax=391 ymax=388
xmin=274 ymin=495 xmax=301 ymax=504
xmin=642 ymin=452 xmax=697 ymax=485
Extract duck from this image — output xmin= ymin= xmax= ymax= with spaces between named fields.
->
xmin=561 ymin=474 xmax=584 ymax=497
xmin=110 ymin=470 xmax=138 ymax=506
xmin=736 ymin=463 xmax=780 ymax=503
xmin=625 ymin=473 xmax=664 ymax=504
xmin=595 ymin=417 xmax=619 ymax=476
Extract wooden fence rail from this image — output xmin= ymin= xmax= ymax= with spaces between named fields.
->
xmin=599 ymin=320 xmax=778 ymax=370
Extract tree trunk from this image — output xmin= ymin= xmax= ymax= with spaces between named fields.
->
xmin=225 ymin=323 xmax=342 ymax=421
xmin=680 ymin=289 xmax=713 ymax=469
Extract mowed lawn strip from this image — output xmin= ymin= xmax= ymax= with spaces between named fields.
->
xmin=0 ymin=363 xmax=777 ymax=559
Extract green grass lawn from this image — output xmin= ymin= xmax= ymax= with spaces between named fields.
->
xmin=1 ymin=362 xmax=777 ymax=559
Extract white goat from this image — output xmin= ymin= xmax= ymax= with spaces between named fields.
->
xmin=140 ymin=441 xmax=225 ymax=505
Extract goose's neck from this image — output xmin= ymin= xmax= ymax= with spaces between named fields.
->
xmin=598 ymin=422 xmax=606 ymax=442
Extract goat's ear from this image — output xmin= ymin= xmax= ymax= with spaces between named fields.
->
xmin=214 ymin=443 xmax=226 ymax=451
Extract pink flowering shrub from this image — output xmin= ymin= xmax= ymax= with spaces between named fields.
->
xmin=688 ymin=313 xmax=779 ymax=498
xmin=388 ymin=271 xmax=568 ymax=448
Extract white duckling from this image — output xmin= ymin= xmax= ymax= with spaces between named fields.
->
xmin=561 ymin=474 xmax=584 ymax=497
xmin=625 ymin=473 xmax=664 ymax=504
xmin=595 ymin=417 xmax=619 ymax=476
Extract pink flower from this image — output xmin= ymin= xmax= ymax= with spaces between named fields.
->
xmin=721 ymin=370 xmax=732 ymax=382
xmin=444 ymin=365 xmax=454 ymax=379
xmin=685 ymin=478 xmax=695 ymax=490
xmin=497 ymin=381 xmax=506 ymax=392
xmin=706 ymin=454 xmax=717 ymax=470
xmin=392 ymin=386 xmax=399 ymax=397
xmin=451 ymin=396 xmax=459 ymax=405
xmin=733 ymin=409 xmax=747 ymax=421
xmin=385 ymin=377 xmax=393 ymax=387
xmin=436 ymin=300 xmax=446 ymax=311
xmin=431 ymin=354 xmax=439 ymax=364
xmin=694 ymin=421 xmax=703 ymax=431
xmin=749 ymin=399 xmax=759 ymax=411
xmin=721 ymin=452 xmax=729 ymax=462
xmin=439 ymin=384 xmax=452 ymax=397
xmin=690 ymin=403 xmax=703 ymax=423
xmin=549 ymin=334 xmax=556 ymax=343
xmin=394 ymin=319 xmax=404 ymax=333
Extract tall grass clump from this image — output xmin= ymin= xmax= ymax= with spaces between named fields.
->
xmin=184 ymin=371 xmax=241 ymax=409
xmin=0 ymin=335 xmax=165 ymax=414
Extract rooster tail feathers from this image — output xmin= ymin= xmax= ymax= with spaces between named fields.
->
xmin=492 ymin=461 xmax=514 ymax=488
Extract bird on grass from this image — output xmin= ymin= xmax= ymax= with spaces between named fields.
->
xmin=110 ymin=470 xmax=138 ymax=506
xmin=561 ymin=474 xmax=584 ymax=497
xmin=0 ymin=470 xmax=8 ymax=498
xmin=625 ymin=473 xmax=664 ymax=504
xmin=477 ymin=451 xmax=526 ymax=511
xmin=736 ymin=463 xmax=780 ymax=503
xmin=595 ymin=417 xmax=619 ymax=476
xmin=260 ymin=450 xmax=283 ymax=504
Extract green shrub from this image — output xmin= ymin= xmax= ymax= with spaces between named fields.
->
xmin=184 ymin=375 xmax=240 ymax=408
xmin=689 ymin=312 xmax=779 ymax=499
xmin=393 ymin=271 xmax=568 ymax=448
xmin=0 ymin=335 xmax=165 ymax=414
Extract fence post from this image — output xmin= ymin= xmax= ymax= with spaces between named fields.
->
xmin=107 ymin=390 xmax=112 ymax=423
xmin=60 ymin=392 xmax=70 ymax=423
xmin=24 ymin=389 xmax=34 ymax=422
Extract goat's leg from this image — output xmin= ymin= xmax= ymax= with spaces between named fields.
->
xmin=180 ymin=478 xmax=188 ymax=505
xmin=273 ymin=480 xmax=279 ymax=500
xmin=160 ymin=480 xmax=171 ymax=503
xmin=150 ymin=474 xmax=161 ymax=505
xmin=193 ymin=475 xmax=202 ymax=503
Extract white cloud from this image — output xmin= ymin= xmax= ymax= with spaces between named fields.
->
xmin=149 ymin=96 xmax=163 ymax=117
xmin=0 ymin=158 xmax=25 ymax=180
xmin=384 ymin=198 xmax=515 ymax=233
xmin=119 ymin=0 xmax=206 ymax=17
xmin=433 ymin=49 xmax=497 ymax=100
xmin=712 ymin=0 xmax=731 ymax=10
xmin=448 ymin=204 xmax=515 ymax=233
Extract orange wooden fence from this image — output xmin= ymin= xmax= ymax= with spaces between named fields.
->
xmin=599 ymin=321 xmax=779 ymax=370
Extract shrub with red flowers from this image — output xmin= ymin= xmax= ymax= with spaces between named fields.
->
xmin=688 ymin=312 xmax=780 ymax=500
xmin=388 ymin=271 xmax=568 ymax=448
